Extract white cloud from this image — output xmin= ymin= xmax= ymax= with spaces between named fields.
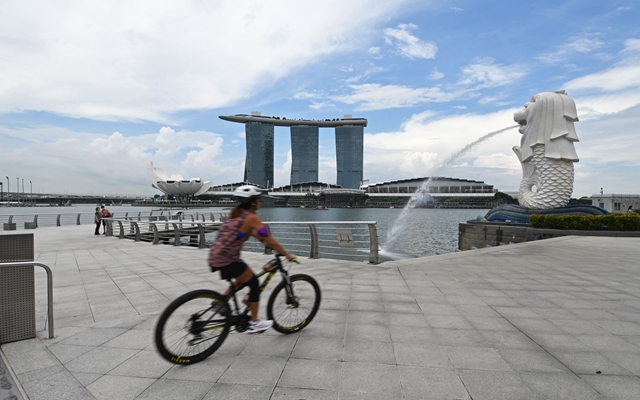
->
xmin=383 ymin=23 xmax=438 ymax=59
xmin=563 ymin=38 xmax=640 ymax=117
xmin=574 ymin=90 xmax=640 ymax=119
xmin=399 ymin=151 xmax=440 ymax=176
xmin=458 ymin=57 xmax=526 ymax=88
xmin=274 ymin=150 xmax=292 ymax=187
xmin=564 ymin=65 xmax=640 ymax=92
xmin=0 ymin=124 xmax=231 ymax=194
xmin=0 ymin=0 xmax=410 ymax=121
xmin=333 ymin=83 xmax=459 ymax=111
xmin=537 ymin=35 xmax=605 ymax=64
xmin=472 ymin=153 xmax=520 ymax=170
xmin=564 ymin=38 xmax=640 ymax=90
xmin=478 ymin=94 xmax=507 ymax=105
xmin=363 ymin=109 xmax=522 ymax=188
xmin=309 ymin=101 xmax=335 ymax=111
xmin=368 ymin=46 xmax=382 ymax=59
xmin=428 ymin=68 xmax=444 ymax=80
xmin=181 ymin=138 xmax=224 ymax=174
xmin=293 ymin=92 xmax=318 ymax=100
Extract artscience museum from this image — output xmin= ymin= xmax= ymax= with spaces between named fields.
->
xmin=146 ymin=162 xmax=212 ymax=202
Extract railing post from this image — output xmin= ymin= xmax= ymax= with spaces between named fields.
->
xmin=263 ymin=224 xmax=273 ymax=255
xmin=56 ymin=214 xmax=61 ymax=227
xmin=172 ymin=223 xmax=181 ymax=246
xmin=8 ymin=215 xmax=13 ymax=223
xmin=152 ymin=224 xmax=160 ymax=245
xmin=137 ymin=212 xmax=141 ymax=221
xmin=0 ymin=261 xmax=56 ymax=339
xmin=309 ymin=224 xmax=319 ymax=259
xmin=34 ymin=215 xmax=38 ymax=228
xmin=368 ymin=223 xmax=379 ymax=264
xmin=133 ymin=222 xmax=141 ymax=241
xmin=118 ymin=221 xmax=125 ymax=239
xmin=106 ymin=220 xmax=113 ymax=236
xmin=197 ymin=223 xmax=206 ymax=249
xmin=77 ymin=214 xmax=81 ymax=225
xmin=210 ymin=212 xmax=214 ymax=222
xmin=148 ymin=216 xmax=157 ymax=231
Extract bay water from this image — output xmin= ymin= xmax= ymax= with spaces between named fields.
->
xmin=1 ymin=205 xmax=488 ymax=259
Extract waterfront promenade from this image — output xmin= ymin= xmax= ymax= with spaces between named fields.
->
xmin=2 ymin=226 xmax=640 ymax=399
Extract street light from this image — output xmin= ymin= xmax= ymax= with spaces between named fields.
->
xmin=30 ymin=181 xmax=33 ymax=206
xmin=16 ymin=177 xmax=19 ymax=204
xmin=6 ymin=176 xmax=9 ymax=201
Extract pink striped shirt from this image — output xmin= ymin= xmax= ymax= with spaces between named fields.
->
xmin=209 ymin=210 xmax=251 ymax=268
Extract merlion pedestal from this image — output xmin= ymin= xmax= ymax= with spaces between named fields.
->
xmin=485 ymin=90 xmax=607 ymax=223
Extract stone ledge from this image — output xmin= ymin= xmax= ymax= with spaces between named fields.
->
xmin=459 ymin=220 xmax=640 ymax=250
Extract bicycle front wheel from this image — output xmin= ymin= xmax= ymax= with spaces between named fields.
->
xmin=267 ymin=274 xmax=321 ymax=334
xmin=155 ymin=289 xmax=230 ymax=364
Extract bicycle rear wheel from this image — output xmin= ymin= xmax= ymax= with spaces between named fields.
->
xmin=155 ymin=289 xmax=230 ymax=364
xmin=267 ymin=274 xmax=321 ymax=334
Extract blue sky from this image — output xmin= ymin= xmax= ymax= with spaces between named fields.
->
xmin=1 ymin=0 xmax=639 ymax=198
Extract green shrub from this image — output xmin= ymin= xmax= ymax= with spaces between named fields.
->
xmin=529 ymin=213 xmax=640 ymax=231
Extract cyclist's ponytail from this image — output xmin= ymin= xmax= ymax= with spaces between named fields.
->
xmin=229 ymin=196 xmax=258 ymax=219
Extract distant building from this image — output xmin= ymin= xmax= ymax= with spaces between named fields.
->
xmin=244 ymin=122 xmax=274 ymax=188
xmin=290 ymin=125 xmax=319 ymax=184
xmin=591 ymin=193 xmax=640 ymax=213
xmin=271 ymin=181 xmax=342 ymax=193
xmin=361 ymin=177 xmax=495 ymax=195
xmin=335 ymin=125 xmax=364 ymax=189
xmin=219 ymin=113 xmax=367 ymax=189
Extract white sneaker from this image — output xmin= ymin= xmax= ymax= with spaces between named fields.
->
xmin=247 ymin=319 xmax=273 ymax=334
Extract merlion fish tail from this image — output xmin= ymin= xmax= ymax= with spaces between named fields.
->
xmin=515 ymin=145 xmax=573 ymax=209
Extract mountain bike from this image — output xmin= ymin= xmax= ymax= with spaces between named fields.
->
xmin=154 ymin=254 xmax=321 ymax=365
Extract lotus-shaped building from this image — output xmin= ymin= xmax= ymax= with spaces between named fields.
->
xmin=147 ymin=162 xmax=211 ymax=201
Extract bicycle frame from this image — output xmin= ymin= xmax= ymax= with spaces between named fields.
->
xmin=224 ymin=255 xmax=292 ymax=330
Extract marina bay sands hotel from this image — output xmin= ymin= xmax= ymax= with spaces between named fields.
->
xmin=219 ymin=113 xmax=367 ymax=189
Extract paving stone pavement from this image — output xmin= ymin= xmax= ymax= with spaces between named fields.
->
xmin=1 ymin=225 xmax=640 ymax=399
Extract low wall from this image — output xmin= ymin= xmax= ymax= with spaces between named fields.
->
xmin=458 ymin=220 xmax=640 ymax=251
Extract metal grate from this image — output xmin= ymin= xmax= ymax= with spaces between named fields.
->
xmin=0 ymin=233 xmax=34 ymax=262
xmin=0 ymin=233 xmax=35 ymax=344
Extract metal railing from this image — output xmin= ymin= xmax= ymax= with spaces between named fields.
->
xmin=0 ymin=261 xmax=55 ymax=339
xmin=105 ymin=218 xmax=221 ymax=249
xmin=245 ymin=221 xmax=379 ymax=264
xmin=0 ymin=211 xmax=228 ymax=229
xmin=105 ymin=218 xmax=379 ymax=263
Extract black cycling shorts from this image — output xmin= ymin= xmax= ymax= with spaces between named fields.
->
xmin=216 ymin=260 xmax=248 ymax=280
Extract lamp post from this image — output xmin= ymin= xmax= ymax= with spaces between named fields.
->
xmin=30 ymin=181 xmax=33 ymax=206
xmin=5 ymin=177 xmax=8 ymax=202
xmin=16 ymin=177 xmax=19 ymax=204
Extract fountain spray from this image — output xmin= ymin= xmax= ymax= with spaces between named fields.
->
xmin=383 ymin=125 xmax=519 ymax=255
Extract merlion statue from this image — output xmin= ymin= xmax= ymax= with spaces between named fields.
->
xmin=512 ymin=90 xmax=579 ymax=209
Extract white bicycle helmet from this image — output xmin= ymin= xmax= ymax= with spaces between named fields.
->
xmin=233 ymin=185 xmax=262 ymax=203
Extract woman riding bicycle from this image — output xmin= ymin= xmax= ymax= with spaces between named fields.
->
xmin=209 ymin=185 xmax=297 ymax=334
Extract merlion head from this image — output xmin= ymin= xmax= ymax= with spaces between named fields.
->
xmin=513 ymin=90 xmax=580 ymax=162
